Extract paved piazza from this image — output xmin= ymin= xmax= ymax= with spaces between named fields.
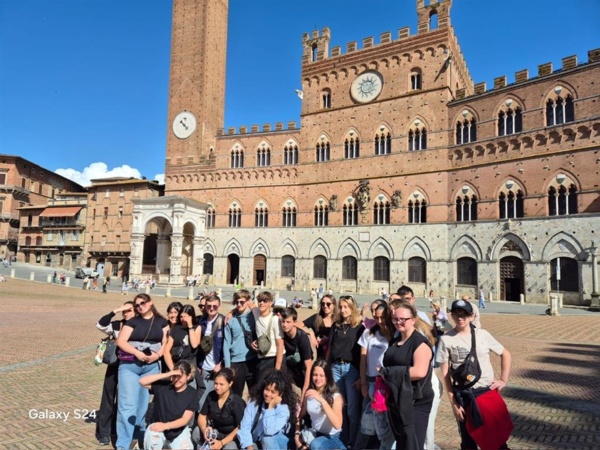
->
xmin=0 ymin=278 xmax=599 ymax=449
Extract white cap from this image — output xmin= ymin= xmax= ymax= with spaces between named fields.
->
xmin=274 ymin=298 xmax=287 ymax=309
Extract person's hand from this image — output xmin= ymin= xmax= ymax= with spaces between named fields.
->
xmin=146 ymin=351 xmax=160 ymax=363
xmin=361 ymin=383 xmax=368 ymax=398
xmin=169 ymin=368 xmax=184 ymax=379
xmin=114 ymin=305 xmax=128 ymax=314
xmin=268 ymin=394 xmax=282 ymax=409
xmin=135 ymin=350 xmax=148 ymax=363
xmin=451 ymin=401 xmax=465 ymax=422
xmin=490 ymin=379 xmax=507 ymax=391
xmin=305 ymin=389 xmax=324 ymax=405
xmin=361 ymin=303 xmax=370 ymax=317
xmin=352 ymin=378 xmax=362 ymax=391
xmin=251 ymin=340 xmax=259 ymax=352
xmin=214 ymin=363 xmax=222 ymax=373
xmin=211 ymin=440 xmax=224 ymax=449
xmin=150 ymin=422 xmax=168 ymax=432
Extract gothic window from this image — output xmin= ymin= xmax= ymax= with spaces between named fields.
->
xmin=456 ymin=111 xmax=477 ymax=144
xmin=499 ymin=181 xmax=524 ymax=219
xmin=408 ymin=194 xmax=427 ymax=224
xmin=284 ymin=142 xmax=299 ymax=165
xmin=206 ymin=207 xmax=216 ymax=228
xmin=314 ymin=203 xmax=329 ymax=226
xmin=408 ymin=257 xmax=426 ymax=283
xmin=374 ymin=126 xmax=392 ymax=155
xmin=342 ymin=256 xmax=357 ymax=280
xmin=344 ymin=132 xmax=360 ymax=159
xmin=546 ymin=90 xmax=574 ymax=126
xmin=203 ymin=254 xmax=214 ymax=275
xmin=316 ymin=138 xmax=331 ymax=162
xmin=456 ymin=188 xmax=478 ymax=222
xmin=313 ymin=255 xmax=327 ymax=279
xmin=408 ymin=128 xmax=427 ymax=151
xmin=373 ymin=256 xmax=390 ymax=281
xmin=231 ymin=149 xmax=244 ymax=168
xmin=550 ymin=257 xmax=579 ymax=292
xmin=410 ymin=69 xmax=422 ymax=90
xmin=548 ymin=183 xmax=578 ymax=216
xmin=281 ymin=255 xmax=296 ymax=277
xmin=311 ymin=44 xmax=318 ymax=62
xmin=255 ymin=206 xmax=269 ymax=227
xmin=282 ymin=206 xmax=297 ymax=227
xmin=373 ymin=199 xmax=390 ymax=225
xmin=322 ymin=89 xmax=331 ymax=109
xmin=228 ymin=206 xmax=241 ymax=227
xmin=457 ymin=257 xmax=478 ymax=286
xmin=498 ymin=103 xmax=523 ymax=136
xmin=257 ymin=146 xmax=271 ymax=167
xmin=343 ymin=201 xmax=359 ymax=226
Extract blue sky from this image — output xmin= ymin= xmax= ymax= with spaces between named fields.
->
xmin=1 ymin=0 xmax=599 ymax=186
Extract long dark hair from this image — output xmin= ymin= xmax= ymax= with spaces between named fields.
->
xmin=249 ymin=370 xmax=298 ymax=420
xmin=315 ymin=294 xmax=336 ymax=330
xmin=370 ymin=299 xmax=394 ymax=340
xmin=133 ymin=294 xmax=165 ymax=320
xmin=309 ymin=359 xmax=339 ymax=407
xmin=179 ymin=304 xmax=198 ymax=326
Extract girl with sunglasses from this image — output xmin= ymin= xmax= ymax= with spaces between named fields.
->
xmin=303 ymin=294 xmax=337 ymax=360
xmin=115 ymin=294 xmax=169 ymax=450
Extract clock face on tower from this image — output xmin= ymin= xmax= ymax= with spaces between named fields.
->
xmin=172 ymin=111 xmax=197 ymax=139
xmin=350 ymin=70 xmax=384 ymax=103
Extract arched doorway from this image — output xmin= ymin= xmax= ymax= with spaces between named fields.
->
xmin=203 ymin=253 xmax=214 ymax=277
xmin=500 ymin=256 xmax=524 ymax=301
xmin=227 ymin=254 xmax=239 ymax=285
xmin=253 ymin=254 xmax=267 ymax=286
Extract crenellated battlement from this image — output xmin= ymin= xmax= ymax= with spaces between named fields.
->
xmin=453 ymin=48 xmax=600 ymax=102
xmin=217 ymin=121 xmax=298 ymax=137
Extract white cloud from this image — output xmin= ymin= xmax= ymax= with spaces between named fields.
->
xmin=55 ymin=162 xmax=164 ymax=187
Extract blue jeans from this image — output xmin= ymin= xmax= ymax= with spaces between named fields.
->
xmin=261 ymin=430 xmax=289 ymax=449
xmin=144 ymin=426 xmax=193 ymax=449
xmin=331 ymin=362 xmax=360 ymax=447
xmin=310 ymin=431 xmax=346 ymax=450
xmin=115 ymin=360 xmax=160 ymax=450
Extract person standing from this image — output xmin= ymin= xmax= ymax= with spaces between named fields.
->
xmin=102 ymin=276 xmax=110 ymax=294
xmin=280 ymin=307 xmax=313 ymax=399
xmin=223 ymin=289 xmax=259 ymax=396
xmin=478 ymin=288 xmax=487 ymax=309
xmin=303 ymin=294 xmax=337 ymax=360
xmin=197 ymin=295 xmax=225 ymax=410
xmin=436 ymin=299 xmax=513 ymax=450
xmin=252 ymin=291 xmax=284 ymax=381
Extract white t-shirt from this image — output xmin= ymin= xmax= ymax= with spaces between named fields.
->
xmin=358 ymin=328 xmax=389 ymax=377
xmin=436 ymin=328 xmax=504 ymax=389
xmin=202 ymin=315 xmax=219 ymax=371
xmin=254 ymin=311 xmax=284 ymax=358
xmin=306 ymin=393 xmax=341 ymax=435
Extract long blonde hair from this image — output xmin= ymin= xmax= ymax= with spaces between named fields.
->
xmin=335 ymin=296 xmax=361 ymax=328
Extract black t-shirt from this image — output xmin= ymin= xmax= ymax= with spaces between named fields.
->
xmin=304 ymin=314 xmax=332 ymax=359
xmin=126 ymin=315 xmax=168 ymax=343
xmin=329 ymin=323 xmax=364 ymax=368
xmin=151 ymin=381 xmax=197 ymax=441
xmin=169 ymin=324 xmax=199 ymax=362
xmin=200 ymin=391 xmax=246 ymax=435
xmin=284 ymin=328 xmax=313 ymax=363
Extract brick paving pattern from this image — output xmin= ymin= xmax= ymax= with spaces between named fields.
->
xmin=0 ymin=279 xmax=599 ymax=449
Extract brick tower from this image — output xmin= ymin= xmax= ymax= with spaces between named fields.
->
xmin=164 ymin=0 xmax=228 ymax=186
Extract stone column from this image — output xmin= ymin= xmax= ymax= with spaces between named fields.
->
xmin=192 ymin=237 xmax=204 ymax=280
xmin=129 ymin=234 xmax=145 ymax=276
xmin=590 ymin=241 xmax=599 ymax=310
xmin=169 ymin=234 xmax=184 ymax=285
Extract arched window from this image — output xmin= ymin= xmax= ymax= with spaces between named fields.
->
xmin=228 ymin=206 xmax=241 ymax=227
xmin=457 ymin=257 xmax=477 ymax=286
xmin=254 ymin=206 xmax=269 ymax=227
xmin=316 ymin=137 xmax=331 ymax=162
xmin=314 ymin=203 xmax=329 ymax=226
xmin=546 ymin=91 xmax=574 ymax=126
xmin=408 ymin=194 xmax=427 ymax=224
xmin=36 ymin=236 xmax=43 ymax=246
xmin=497 ymin=101 xmax=522 ymax=136
xmin=410 ymin=69 xmax=422 ymax=90
xmin=373 ymin=199 xmax=390 ymax=225
xmin=344 ymin=131 xmax=360 ymax=159
xmin=282 ymin=206 xmax=297 ymax=227
xmin=281 ymin=255 xmax=296 ymax=277
xmin=408 ymin=257 xmax=426 ymax=283
xmin=408 ymin=128 xmax=427 ymax=151
xmin=284 ymin=142 xmax=299 ymax=165
xmin=311 ymin=44 xmax=318 ymax=62
xmin=203 ymin=253 xmax=214 ymax=275
xmin=548 ymin=184 xmax=578 ymax=216
xmin=550 ymin=257 xmax=579 ymax=292
xmin=456 ymin=188 xmax=478 ymax=222
xmin=373 ymin=256 xmax=390 ymax=281
xmin=257 ymin=145 xmax=271 ymax=167
xmin=206 ymin=206 xmax=216 ymax=228
xmin=499 ymin=180 xmax=524 ymax=219
xmin=342 ymin=256 xmax=357 ymax=280
xmin=313 ymin=255 xmax=327 ymax=279
xmin=25 ymin=236 xmax=32 ymax=246
xmin=374 ymin=126 xmax=392 ymax=155
xmin=322 ymin=89 xmax=331 ymax=109
xmin=343 ymin=200 xmax=359 ymax=226
xmin=429 ymin=11 xmax=438 ymax=30
xmin=231 ymin=148 xmax=244 ymax=168
xmin=456 ymin=111 xmax=477 ymax=144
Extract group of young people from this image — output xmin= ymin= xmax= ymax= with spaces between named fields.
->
xmin=95 ymin=285 xmax=513 ymax=450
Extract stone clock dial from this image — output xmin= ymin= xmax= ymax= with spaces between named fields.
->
xmin=172 ymin=111 xmax=197 ymax=139
xmin=350 ymin=71 xmax=384 ymax=103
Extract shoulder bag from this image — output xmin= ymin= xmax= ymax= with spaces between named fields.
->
xmin=450 ymin=324 xmax=482 ymax=390
xmin=256 ymin=314 xmax=274 ymax=356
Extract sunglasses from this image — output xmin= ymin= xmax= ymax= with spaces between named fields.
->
xmin=452 ymin=312 xmax=470 ymax=319
xmin=321 ymin=302 xmax=333 ymax=307
xmin=234 ymin=300 xmax=247 ymax=305
xmin=134 ymin=300 xmax=149 ymax=309
xmin=205 ymin=304 xmax=219 ymax=310
xmin=257 ymin=299 xmax=271 ymax=304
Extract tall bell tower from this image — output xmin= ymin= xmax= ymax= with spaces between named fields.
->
xmin=165 ymin=0 xmax=228 ymax=185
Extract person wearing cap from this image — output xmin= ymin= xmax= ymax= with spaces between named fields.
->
xmin=460 ymin=295 xmax=481 ymax=328
xmin=436 ymin=299 xmax=513 ymax=450
xmin=273 ymin=297 xmax=288 ymax=315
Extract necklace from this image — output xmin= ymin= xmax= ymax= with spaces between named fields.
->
xmin=341 ymin=323 xmax=349 ymax=335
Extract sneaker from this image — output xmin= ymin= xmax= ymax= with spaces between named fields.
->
xmin=98 ymin=437 xmax=110 ymax=445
